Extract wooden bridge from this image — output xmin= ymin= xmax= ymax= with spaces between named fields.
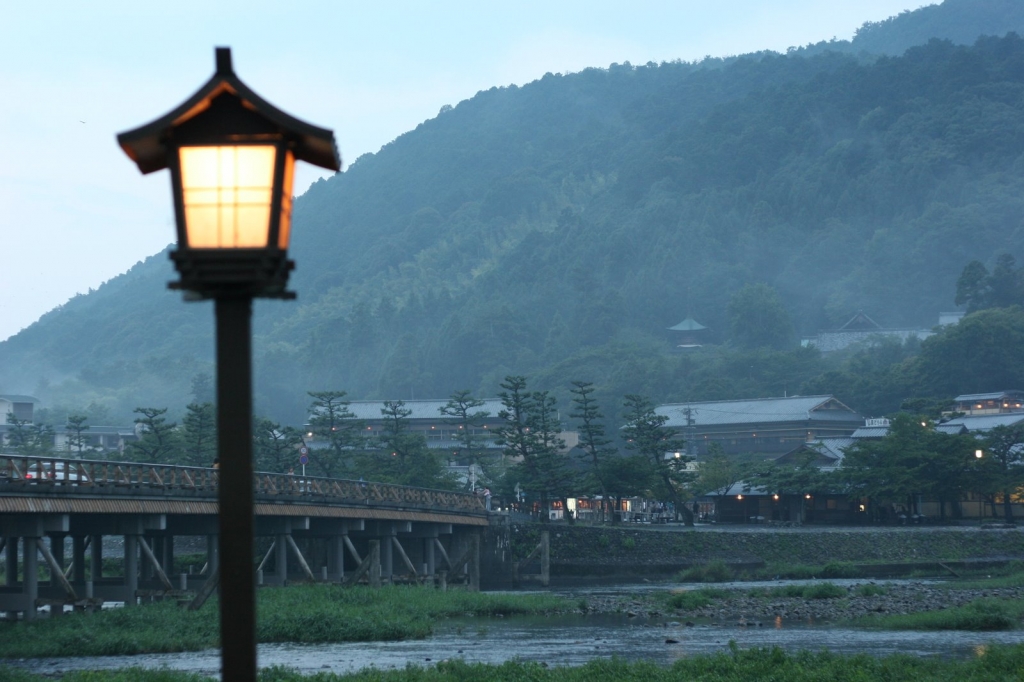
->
xmin=0 ymin=455 xmax=489 ymax=620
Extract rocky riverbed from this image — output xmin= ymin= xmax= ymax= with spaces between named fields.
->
xmin=580 ymin=581 xmax=1024 ymax=623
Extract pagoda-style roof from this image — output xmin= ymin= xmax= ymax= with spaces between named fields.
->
xmin=668 ymin=317 xmax=707 ymax=332
xmin=118 ymin=48 xmax=340 ymax=174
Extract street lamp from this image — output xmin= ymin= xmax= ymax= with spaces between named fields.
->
xmin=117 ymin=48 xmax=339 ymax=680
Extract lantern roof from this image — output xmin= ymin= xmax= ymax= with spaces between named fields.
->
xmin=117 ymin=47 xmax=340 ymax=174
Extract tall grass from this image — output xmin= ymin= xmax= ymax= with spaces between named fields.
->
xmin=747 ymin=582 xmax=848 ymax=600
xmin=857 ymin=598 xmax=1024 ymax=631
xmin=0 ymin=585 xmax=569 ymax=659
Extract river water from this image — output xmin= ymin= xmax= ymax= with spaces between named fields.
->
xmin=9 ymin=581 xmax=1024 ymax=677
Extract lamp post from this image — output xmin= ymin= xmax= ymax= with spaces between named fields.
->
xmin=118 ymin=48 xmax=339 ymax=679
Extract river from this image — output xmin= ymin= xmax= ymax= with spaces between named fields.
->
xmin=8 ymin=581 xmax=1024 ymax=677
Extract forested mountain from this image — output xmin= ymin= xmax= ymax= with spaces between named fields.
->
xmin=4 ymin=2 xmax=1024 ymax=425
xmin=800 ymin=0 xmax=1024 ymax=57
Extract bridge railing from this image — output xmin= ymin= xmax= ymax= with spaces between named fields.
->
xmin=0 ymin=455 xmax=484 ymax=514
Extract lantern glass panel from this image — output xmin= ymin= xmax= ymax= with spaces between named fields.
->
xmin=179 ymin=145 xmax=276 ymax=248
xmin=277 ymin=151 xmax=296 ymax=250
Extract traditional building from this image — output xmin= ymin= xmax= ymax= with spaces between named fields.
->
xmin=801 ymin=311 xmax=937 ymax=352
xmin=309 ymin=399 xmax=507 ymax=453
xmin=656 ymin=395 xmax=863 ymax=457
xmin=0 ymin=395 xmax=38 ymax=424
xmin=952 ymin=391 xmax=1024 ymax=415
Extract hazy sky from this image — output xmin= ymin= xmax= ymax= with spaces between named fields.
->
xmin=0 ymin=0 xmax=929 ymax=342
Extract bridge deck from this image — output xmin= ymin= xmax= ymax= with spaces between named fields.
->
xmin=0 ymin=456 xmax=487 ymax=525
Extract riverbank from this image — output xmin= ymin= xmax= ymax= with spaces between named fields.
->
xmin=579 ymin=566 xmax=1024 ymax=629
xmin=0 ymin=586 xmax=569 ymax=659
xmin=507 ymin=523 xmax=1024 ymax=582
xmin=4 ymin=644 xmax=1024 ymax=681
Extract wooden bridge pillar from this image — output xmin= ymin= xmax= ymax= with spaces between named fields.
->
xmin=327 ymin=536 xmax=344 ymax=582
xmin=380 ymin=526 xmax=394 ymax=582
xmin=275 ymin=532 xmax=288 ymax=585
xmin=23 ymin=534 xmax=39 ymax=621
xmin=206 ymin=534 xmax=219 ymax=575
xmin=4 ymin=536 xmax=16 ymax=587
xmin=89 ymin=534 xmax=103 ymax=581
xmin=72 ymin=536 xmax=87 ymax=589
xmin=123 ymin=534 xmax=138 ymax=607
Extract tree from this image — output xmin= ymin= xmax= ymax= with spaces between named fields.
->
xmin=980 ymin=423 xmax=1024 ymax=523
xmin=528 ymin=390 xmax=575 ymax=522
xmin=65 ymin=414 xmax=91 ymax=457
xmin=621 ymin=394 xmax=695 ymax=525
xmin=493 ymin=376 xmax=562 ymax=520
xmin=955 ymin=254 xmax=1023 ymax=312
xmin=727 ymin=283 xmax=793 ymax=350
xmin=693 ymin=444 xmax=747 ymax=498
xmin=842 ymin=414 xmax=982 ymax=520
xmin=306 ymin=391 xmax=363 ymax=478
xmin=440 ymin=390 xmax=491 ymax=482
xmin=190 ymin=373 xmax=215 ymax=404
xmin=126 ymin=408 xmax=179 ymax=463
xmin=6 ymin=415 xmax=54 ymax=457
xmin=569 ymin=381 xmax=616 ymax=521
xmin=910 ymin=307 xmax=1024 ymax=397
xmin=364 ymin=400 xmax=456 ymax=489
xmin=253 ymin=418 xmax=304 ymax=473
xmin=180 ymin=402 xmax=216 ymax=467
xmin=745 ymin=451 xmax=837 ymax=523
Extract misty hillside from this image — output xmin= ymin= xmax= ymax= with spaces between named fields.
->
xmin=3 ymin=2 xmax=1024 ymax=424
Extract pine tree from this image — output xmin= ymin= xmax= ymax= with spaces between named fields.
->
xmin=621 ymin=394 xmax=695 ymax=526
xmin=127 ymin=407 xmax=179 ymax=464
xmin=306 ymin=391 xmax=363 ymax=478
xmin=181 ymin=402 xmax=217 ymax=467
xmin=570 ymin=381 xmax=615 ymax=522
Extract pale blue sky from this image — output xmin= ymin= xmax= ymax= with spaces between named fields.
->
xmin=0 ymin=1 xmax=928 ymax=342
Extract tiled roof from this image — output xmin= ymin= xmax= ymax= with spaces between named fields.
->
xmin=851 ymin=426 xmax=889 ymax=438
xmin=338 ymin=399 xmax=505 ymax=422
xmin=657 ymin=396 xmax=860 ymax=428
xmin=941 ymin=414 xmax=1024 ymax=432
xmin=954 ymin=391 xmax=1024 ymax=402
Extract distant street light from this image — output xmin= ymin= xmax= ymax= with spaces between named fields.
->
xmin=118 ymin=47 xmax=339 ymax=680
xmin=976 ymin=449 xmax=984 ymax=459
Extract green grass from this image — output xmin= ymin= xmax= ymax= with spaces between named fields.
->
xmin=6 ymin=645 xmax=1024 ymax=681
xmin=665 ymin=587 xmax=731 ymax=610
xmin=938 ymin=564 xmax=1024 ymax=590
xmin=748 ymin=582 xmax=848 ymax=600
xmin=0 ymin=585 xmax=569 ymax=659
xmin=754 ymin=561 xmax=863 ymax=580
xmin=855 ymin=583 xmax=889 ymax=597
xmin=677 ymin=560 xmax=733 ymax=582
xmin=856 ymin=597 xmax=1024 ymax=631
